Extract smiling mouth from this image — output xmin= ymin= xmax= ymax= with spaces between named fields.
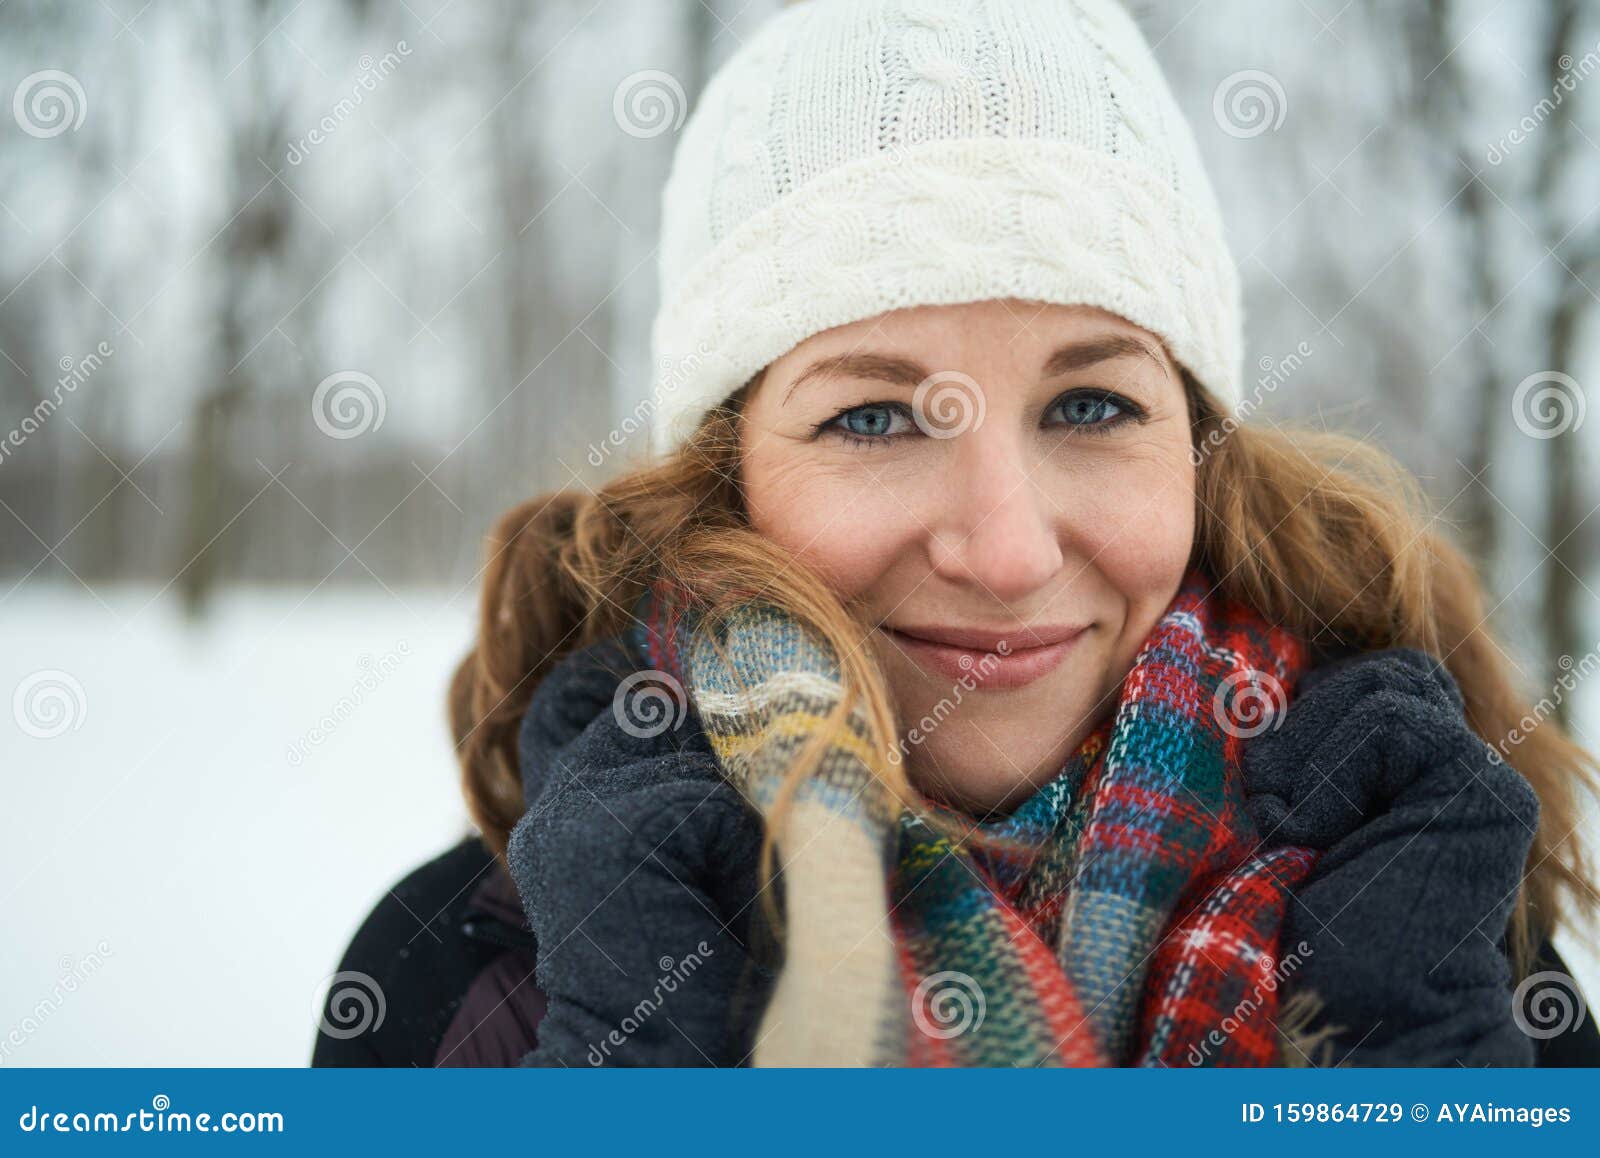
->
xmin=881 ymin=625 xmax=1088 ymax=690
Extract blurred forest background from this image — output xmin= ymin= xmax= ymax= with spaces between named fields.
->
xmin=2 ymin=0 xmax=1598 ymax=1064
xmin=1 ymin=0 xmax=1597 ymax=671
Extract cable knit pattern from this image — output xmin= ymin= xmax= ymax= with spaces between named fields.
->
xmin=649 ymin=0 xmax=1240 ymax=456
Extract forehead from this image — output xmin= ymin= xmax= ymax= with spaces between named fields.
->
xmin=756 ymin=300 xmax=1176 ymax=412
xmin=767 ymin=300 xmax=1169 ymax=372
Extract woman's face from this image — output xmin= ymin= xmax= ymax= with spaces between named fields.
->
xmin=739 ymin=298 xmax=1197 ymax=816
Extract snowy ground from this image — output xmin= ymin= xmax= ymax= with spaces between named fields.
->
xmin=1 ymin=583 xmax=1596 ymax=1065
xmin=1 ymin=584 xmax=476 ymax=1066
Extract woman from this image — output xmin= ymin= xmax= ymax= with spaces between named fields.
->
xmin=316 ymin=0 xmax=1599 ymax=1067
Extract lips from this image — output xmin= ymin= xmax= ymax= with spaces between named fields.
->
xmin=882 ymin=622 xmax=1088 ymax=690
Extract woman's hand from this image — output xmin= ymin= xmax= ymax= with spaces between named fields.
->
xmin=507 ymin=638 xmax=770 ymax=1067
xmin=1242 ymin=647 xmax=1541 ymax=1066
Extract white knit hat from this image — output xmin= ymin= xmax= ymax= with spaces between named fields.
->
xmin=647 ymin=0 xmax=1241 ymax=457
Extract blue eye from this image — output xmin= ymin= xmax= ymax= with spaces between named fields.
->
xmin=812 ymin=389 xmax=1141 ymax=448
xmin=817 ymin=402 xmax=914 ymax=446
xmin=1051 ymin=391 xmax=1126 ymax=429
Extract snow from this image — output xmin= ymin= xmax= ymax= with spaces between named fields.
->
xmin=1 ymin=584 xmax=475 ymax=1066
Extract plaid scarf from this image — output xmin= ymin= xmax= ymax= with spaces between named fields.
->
xmin=631 ymin=567 xmax=1319 ymax=1067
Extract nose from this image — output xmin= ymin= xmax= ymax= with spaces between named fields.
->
xmin=926 ymin=432 xmax=1064 ymax=604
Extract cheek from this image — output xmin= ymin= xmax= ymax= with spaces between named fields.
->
xmin=1063 ymin=448 xmax=1195 ymax=605
xmin=743 ymin=453 xmax=911 ymax=601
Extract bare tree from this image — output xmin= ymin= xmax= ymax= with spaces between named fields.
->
xmin=1402 ymin=0 xmax=1505 ymax=568
xmin=1531 ymin=0 xmax=1597 ymax=717
xmin=177 ymin=0 xmax=300 ymax=615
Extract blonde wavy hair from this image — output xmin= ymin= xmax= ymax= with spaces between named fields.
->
xmin=449 ymin=369 xmax=1598 ymax=975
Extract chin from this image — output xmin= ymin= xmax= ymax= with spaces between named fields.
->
xmin=928 ymin=775 xmax=1042 ymax=819
xmin=905 ymin=729 xmax=1064 ymax=818
xmin=884 ymin=659 xmax=1106 ymax=813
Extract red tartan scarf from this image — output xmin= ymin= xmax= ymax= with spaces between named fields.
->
xmin=634 ymin=566 xmax=1320 ymax=1066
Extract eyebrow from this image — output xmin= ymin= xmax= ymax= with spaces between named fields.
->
xmin=781 ymin=333 xmax=1167 ymax=406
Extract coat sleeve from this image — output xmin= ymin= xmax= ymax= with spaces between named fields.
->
xmin=506 ymin=644 xmax=769 ymax=1067
xmin=1243 ymin=647 xmax=1541 ymax=1066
